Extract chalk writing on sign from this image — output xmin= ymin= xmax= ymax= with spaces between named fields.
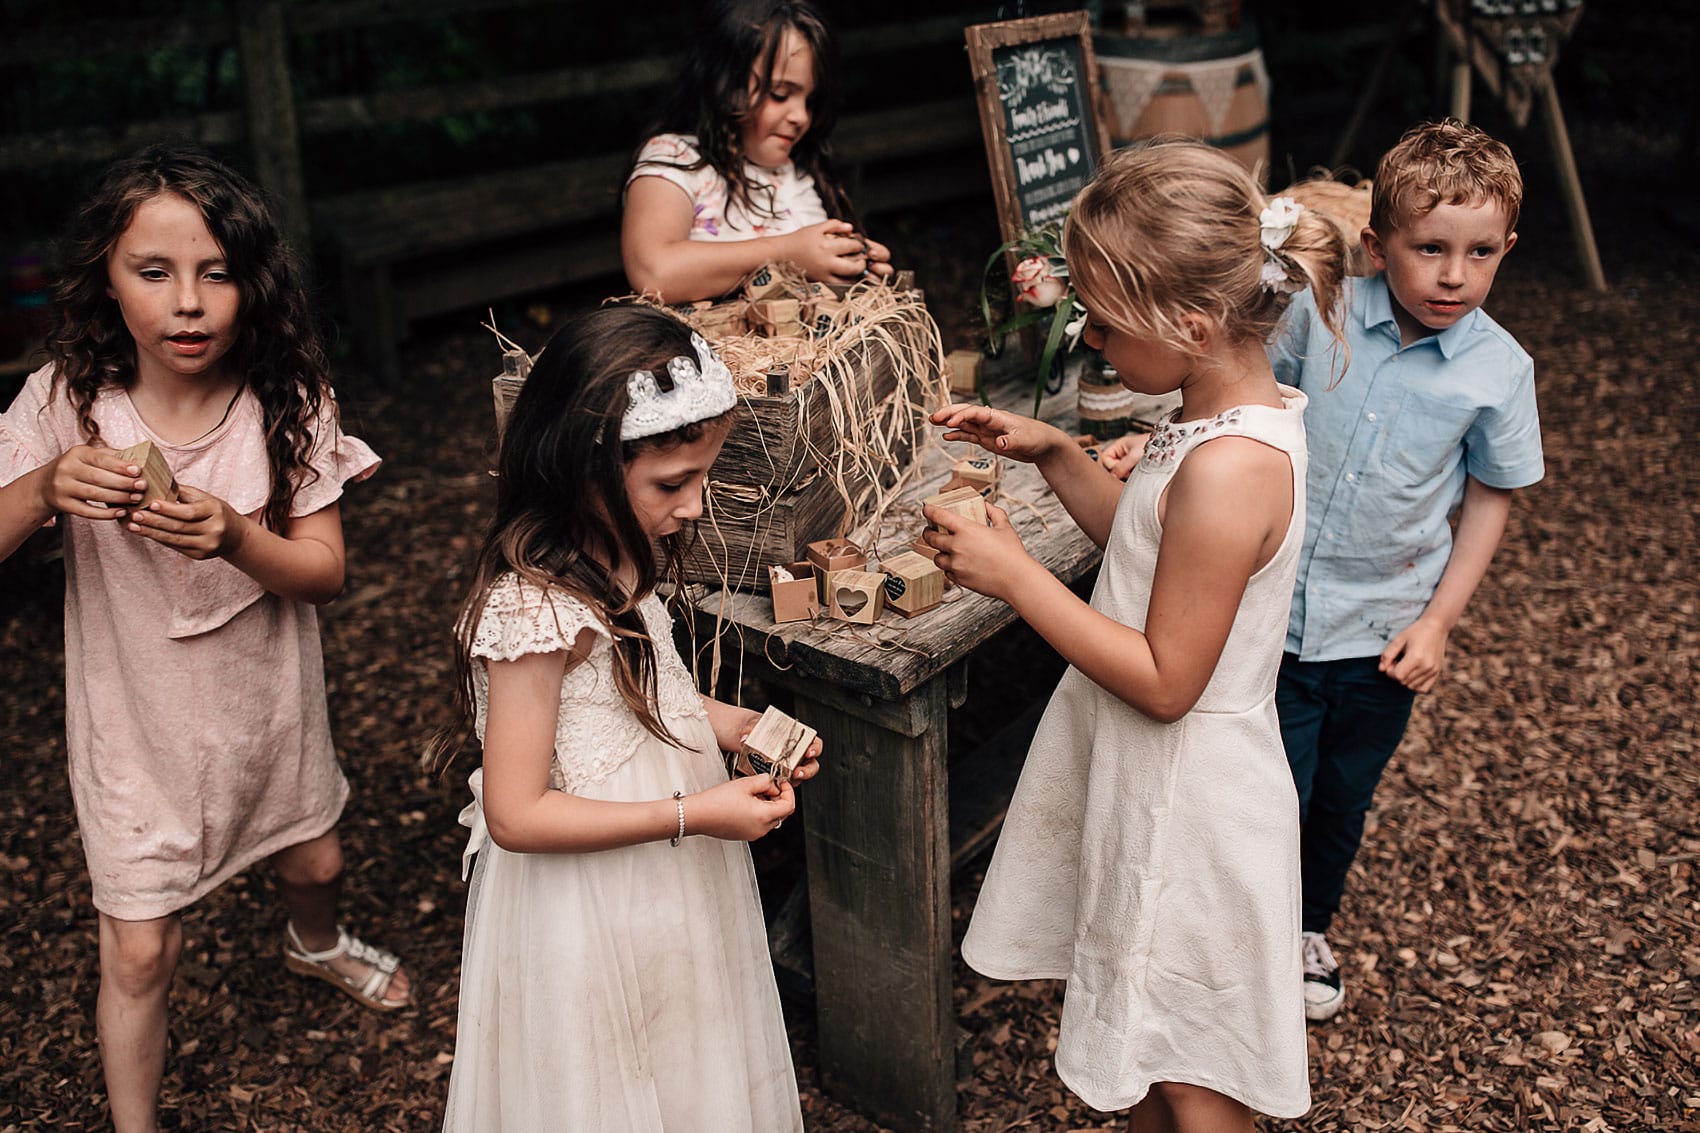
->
xmin=993 ymin=42 xmax=1096 ymax=228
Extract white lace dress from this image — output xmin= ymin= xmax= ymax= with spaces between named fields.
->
xmin=442 ymin=575 xmax=802 ymax=1133
xmin=961 ymin=392 xmax=1312 ymax=1118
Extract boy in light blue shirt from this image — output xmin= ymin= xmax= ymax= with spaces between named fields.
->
xmin=1267 ymin=119 xmax=1544 ymax=1022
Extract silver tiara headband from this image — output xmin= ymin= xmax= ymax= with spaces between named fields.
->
xmin=620 ymin=331 xmax=738 ymax=441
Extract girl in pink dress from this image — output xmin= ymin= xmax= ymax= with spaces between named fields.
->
xmin=0 ymin=144 xmax=409 ymax=1133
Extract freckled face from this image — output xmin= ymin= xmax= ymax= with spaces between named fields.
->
xmin=623 ymin=421 xmax=730 ymax=541
xmin=1364 ymin=199 xmax=1517 ymax=346
xmin=105 ymin=192 xmax=241 ymax=387
xmin=740 ymin=27 xmax=815 ymax=169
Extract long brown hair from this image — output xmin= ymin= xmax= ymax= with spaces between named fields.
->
xmin=449 ymin=304 xmax=729 ymax=756
xmin=46 ymin=142 xmax=334 ymax=533
xmin=639 ymin=0 xmax=856 ymax=229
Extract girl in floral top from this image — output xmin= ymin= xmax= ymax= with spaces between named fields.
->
xmin=621 ymin=0 xmax=893 ymax=301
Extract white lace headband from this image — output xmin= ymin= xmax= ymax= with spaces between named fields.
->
xmin=1258 ymin=196 xmax=1307 ymax=295
xmin=620 ymin=331 xmax=737 ymax=441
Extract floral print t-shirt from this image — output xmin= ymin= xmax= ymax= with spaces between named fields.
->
xmin=626 ymin=133 xmax=828 ymax=241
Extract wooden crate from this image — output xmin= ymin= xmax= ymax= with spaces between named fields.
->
xmin=683 ymin=339 xmax=927 ymax=587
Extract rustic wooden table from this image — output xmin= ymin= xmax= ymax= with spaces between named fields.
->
xmin=690 ymin=374 xmax=1109 ymax=1133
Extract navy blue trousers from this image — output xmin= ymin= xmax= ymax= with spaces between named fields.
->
xmin=1276 ymin=653 xmax=1417 ymax=935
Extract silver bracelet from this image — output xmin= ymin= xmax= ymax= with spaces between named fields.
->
xmin=670 ymin=790 xmax=685 ymax=847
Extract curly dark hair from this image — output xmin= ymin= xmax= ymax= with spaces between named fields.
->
xmin=449 ymin=303 xmax=732 ymax=759
xmin=46 ymin=142 xmax=334 ymax=533
xmin=639 ymin=0 xmax=856 ymax=230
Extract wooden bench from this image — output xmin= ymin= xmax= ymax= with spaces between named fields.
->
xmin=0 ymin=2 xmax=998 ymax=384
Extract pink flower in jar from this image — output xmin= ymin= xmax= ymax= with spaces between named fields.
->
xmin=1011 ymin=255 xmax=1067 ymax=308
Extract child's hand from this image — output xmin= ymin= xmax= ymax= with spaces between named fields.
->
xmin=127 ymin=483 xmax=245 ymax=560
xmin=930 ymin=403 xmax=1064 ymax=465
xmin=920 ymin=501 xmax=1034 ymax=602
xmin=862 ymin=236 xmax=894 ymax=281
xmin=689 ymin=775 xmax=796 ymax=842
xmin=730 ymin=714 xmax=824 ymax=786
xmin=1098 ymin=431 xmax=1150 ymax=481
xmin=785 ymin=219 xmax=874 ymax=284
xmin=1379 ymin=618 xmax=1448 ymax=693
xmin=40 ymin=445 xmax=149 ymax=520
xmin=788 ymin=735 xmax=824 ymax=785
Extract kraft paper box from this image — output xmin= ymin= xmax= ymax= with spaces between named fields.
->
xmin=827 ymin=569 xmax=887 ymax=625
xmin=806 ymin=537 xmax=866 ymax=603
xmin=768 ymin=561 xmax=819 ymax=624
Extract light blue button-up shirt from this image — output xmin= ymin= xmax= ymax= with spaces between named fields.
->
xmin=1268 ymin=275 xmax=1544 ymax=661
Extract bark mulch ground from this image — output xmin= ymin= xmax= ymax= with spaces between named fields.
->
xmin=3 ymin=17 xmax=1698 ymax=1133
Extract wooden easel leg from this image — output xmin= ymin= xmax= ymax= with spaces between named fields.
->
xmin=1450 ymin=58 xmax=1473 ymax=124
xmin=1537 ymin=73 xmax=1608 ymax=291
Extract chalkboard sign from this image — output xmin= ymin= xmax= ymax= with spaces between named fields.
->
xmin=965 ymin=12 xmax=1112 ymax=249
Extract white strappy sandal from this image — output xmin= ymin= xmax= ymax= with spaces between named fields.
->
xmin=282 ymin=921 xmax=412 ymax=1012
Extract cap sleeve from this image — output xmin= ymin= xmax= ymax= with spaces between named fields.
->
xmin=0 ymin=365 xmax=67 ymax=489
xmin=627 ymin=133 xmax=706 ymax=199
xmin=470 ymin=574 xmax=610 ymax=662
xmin=289 ymin=393 xmax=381 ymax=517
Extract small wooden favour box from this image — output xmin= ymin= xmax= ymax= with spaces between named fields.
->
xmin=881 ymin=551 xmax=945 ymax=617
xmin=807 ymin=537 xmax=867 ymax=603
xmin=731 ymin=705 xmax=817 ymax=783
xmin=924 ymin=485 xmax=990 ymax=529
xmin=827 ymin=569 xmax=887 ymax=624
xmin=768 ymin=561 xmax=819 ymax=623
xmin=945 ymin=454 xmax=1000 ymax=496
xmin=750 ymin=298 xmax=804 ymax=338
xmin=945 ymin=349 xmax=983 ymax=397
xmin=117 ymin=441 xmax=179 ymax=509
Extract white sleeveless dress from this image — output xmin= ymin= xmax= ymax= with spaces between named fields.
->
xmin=443 ymin=576 xmax=803 ymax=1133
xmin=961 ymin=390 xmax=1312 ymax=1118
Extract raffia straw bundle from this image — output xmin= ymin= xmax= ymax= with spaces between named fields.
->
xmin=1277 ymin=175 xmax=1375 ymax=276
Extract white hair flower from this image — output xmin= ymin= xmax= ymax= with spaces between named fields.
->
xmin=1259 ymin=196 xmax=1305 ymax=252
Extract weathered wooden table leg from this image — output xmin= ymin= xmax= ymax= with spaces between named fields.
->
xmin=788 ymin=675 xmax=955 ymax=1133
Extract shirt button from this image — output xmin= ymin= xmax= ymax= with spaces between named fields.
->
xmin=1325 ymin=532 xmax=1336 ymax=541
xmin=1366 ymin=412 xmax=1378 ymax=422
xmin=1345 ymin=473 xmax=1356 ymax=482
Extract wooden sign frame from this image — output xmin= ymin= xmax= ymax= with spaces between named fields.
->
xmin=965 ymin=11 xmax=1113 ymax=252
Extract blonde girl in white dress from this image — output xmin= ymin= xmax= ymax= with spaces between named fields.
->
xmin=924 ymin=142 xmax=1351 ymax=1132
xmin=441 ymin=304 xmax=818 ymax=1132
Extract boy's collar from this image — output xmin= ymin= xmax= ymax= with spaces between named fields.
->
xmin=1362 ymin=273 xmax=1477 ymax=359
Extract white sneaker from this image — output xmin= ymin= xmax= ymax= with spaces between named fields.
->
xmin=1302 ymin=931 xmax=1345 ymax=1022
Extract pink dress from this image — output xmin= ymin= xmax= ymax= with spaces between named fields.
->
xmin=0 ymin=365 xmax=380 ymax=920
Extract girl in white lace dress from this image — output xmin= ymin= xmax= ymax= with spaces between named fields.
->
xmin=924 ymin=143 xmax=1351 ymax=1131
xmin=442 ymin=305 xmax=817 ymax=1132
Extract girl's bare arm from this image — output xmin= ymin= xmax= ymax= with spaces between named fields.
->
xmin=481 ymin=647 xmax=795 ymax=853
xmin=129 ymin=492 xmax=347 ymax=605
xmin=621 ymin=177 xmax=869 ymax=301
xmin=934 ymin=437 xmax=1292 ymax=722
xmin=0 ymin=445 xmax=146 ymax=560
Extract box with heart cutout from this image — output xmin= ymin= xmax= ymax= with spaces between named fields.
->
xmin=827 ymin=569 xmax=887 ymax=624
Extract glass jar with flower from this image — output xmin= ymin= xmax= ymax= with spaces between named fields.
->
xmin=979 ymin=219 xmax=1091 ymax=416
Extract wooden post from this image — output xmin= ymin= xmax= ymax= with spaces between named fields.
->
xmin=795 ymin=679 xmax=956 ymax=1133
xmin=1449 ymin=57 xmax=1473 ymax=124
xmin=1536 ymin=70 xmax=1607 ymax=292
xmin=235 ymin=0 xmax=310 ymax=247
